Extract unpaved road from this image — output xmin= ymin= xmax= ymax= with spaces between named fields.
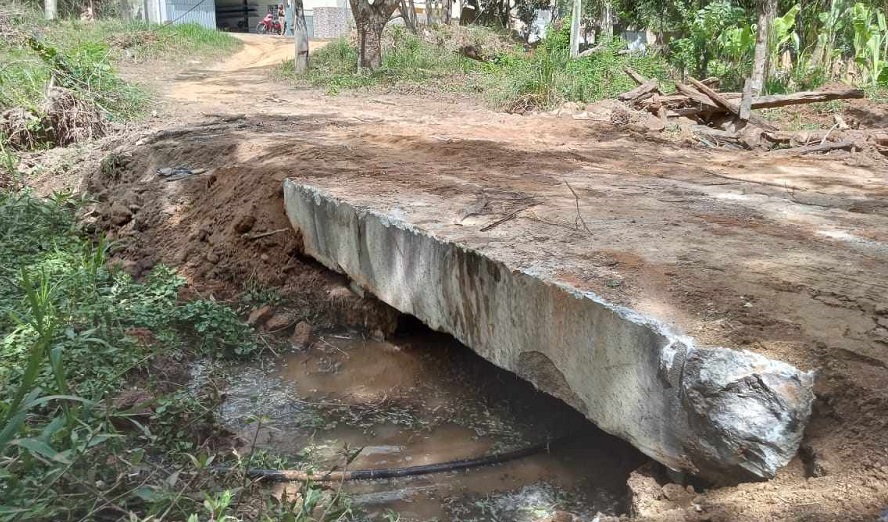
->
xmin=76 ymin=35 xmax=888 ymax=521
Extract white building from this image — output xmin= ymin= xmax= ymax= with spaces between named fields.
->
xmin=143 ymin=0 xmax=458 ymax=38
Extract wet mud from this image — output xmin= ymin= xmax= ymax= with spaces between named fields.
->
xmin=219 ymin=328 xmax=646 ymax=520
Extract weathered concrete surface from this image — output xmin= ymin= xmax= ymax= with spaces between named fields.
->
xmin=283 ymin=180 xmax=815 ymax=484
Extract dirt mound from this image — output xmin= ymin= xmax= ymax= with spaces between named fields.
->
xmin=0 ymin=87 xmax=108 ymax=150
xmin=81 ymin=117 xmax=397 ymax=334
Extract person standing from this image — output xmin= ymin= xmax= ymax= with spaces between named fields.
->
xmin=277 ymin=3 xmax=286 ymax=35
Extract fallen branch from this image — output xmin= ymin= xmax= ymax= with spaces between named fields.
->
xmin=244 ymin=228 xmax=289 ymax=240
xmin=480 ymin=204 xmax=533 ymax=232
xmin=564 ymin=181 xmax=592 ymax=234
xmin=772 ymin=140 xmax=854 ymax=155
xmin=577 ymin=44 xmax=605 ymax=57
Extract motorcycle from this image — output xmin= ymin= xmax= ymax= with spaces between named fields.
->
xmin=256 ymin=13 xmax=282 ymax=34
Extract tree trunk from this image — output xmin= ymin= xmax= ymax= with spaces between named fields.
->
xmin=569 ymin=0 xmax=581 ymax=58
xmin=601 ymin=1 xmax=613 ymax=40
xmin=350 ymin=0 xmax=399 ymax=70
xmin=443 ymin=0 xmax=451 ymax=24
xmin=751 ymin=0 xmax=776 ymax=94
xmin=293 ymin=0 xmax=309 ymax=74
xmin=399 ymin=0 xmax=418 ymax=32
xmin=45 ymin=0 xmax=57 ymax=20
xmin=426 ymin=0 xmax=440 ymax=25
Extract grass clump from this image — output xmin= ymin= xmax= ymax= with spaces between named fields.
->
xmin=481 ymin=22 xmax=672 ymax=112
xmin=280 ymin=25 xmax=479 ymax=94
xmin=0 ymin=191 xmax=353 ymax=520
xmin=288 ymin=21 xmax=672 ymax=112
xmin=0 ymin=13 xmax=241 ymax=149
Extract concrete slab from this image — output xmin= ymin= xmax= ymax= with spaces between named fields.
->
xmin=283 ymin=179 xmax=816 ymax=484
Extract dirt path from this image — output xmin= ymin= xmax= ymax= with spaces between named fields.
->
xmin=164 ymin=33 xmax=327 ymax=116
xmin=77 ymin=36 xmax=888 ymax=521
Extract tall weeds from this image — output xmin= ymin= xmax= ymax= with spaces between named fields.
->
xmin=0 ymin=192 xmax=273 ymax=520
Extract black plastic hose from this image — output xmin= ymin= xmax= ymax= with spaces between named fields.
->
xmin=211 ymin=436 xmax=561 ymax=482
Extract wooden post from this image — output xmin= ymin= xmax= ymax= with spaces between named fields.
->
xmin=569 ymin=0 xmax=581 ymax=58
xmin=45 ymin=0 xmax=57 ymax=20
xmin=293 ymin=0 xmax=309 ymax=74
xmin=739 ymin=78 xmax=753 ymax=121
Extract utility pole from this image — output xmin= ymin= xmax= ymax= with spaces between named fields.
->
xmin=569 ymin=0 xmax=581 ymax=58
xmin=45 ymin=0 xmax=57 ymax=20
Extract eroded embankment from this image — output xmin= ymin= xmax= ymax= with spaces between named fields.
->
xmin=283 ymin=180 xmax=815 ymax=485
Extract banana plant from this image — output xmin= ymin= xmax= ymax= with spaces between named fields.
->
xmin=771 ymin=4 xmax=801 ymax=64
xmin=814 ymin=0 xmax=849 ymax=75
xmin=851 ymin=2 xmax=888 ymax=85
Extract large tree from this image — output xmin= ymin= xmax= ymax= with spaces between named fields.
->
xmin=349 ymin=0 xmax=401 ymax=70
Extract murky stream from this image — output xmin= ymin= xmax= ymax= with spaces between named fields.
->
xmin=218 ymin=327 xmax=644 ymax=520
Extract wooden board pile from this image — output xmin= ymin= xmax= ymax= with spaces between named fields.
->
xmin=620 ymin=68 xmax=888 ymax=156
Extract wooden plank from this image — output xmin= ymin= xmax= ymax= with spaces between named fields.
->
xmin=749 ymin=87 xmax=865 ymax=109
xmin=624 ymin=67 xmax=664 ymax=95
xmin=674 ymin=83 xmax=719 ymax=109
xmin=666 ymin=107 xmax=716 ymax=117
xmin=688 ymin=76 xmax=779 ymax=131
xmin=640 ymin=94 xmax=691 ymax=106
xmin=618 ymin=78 xmax=659 ymax=102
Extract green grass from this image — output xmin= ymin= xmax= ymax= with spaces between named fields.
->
xmin=284 ymin=22 xmax=673 ymax=111
xmin=0 ymin=191 xmax=352 ymax=520
xmin=0 ymin=13 xmax=241 ymax=122
xmin=479 ymin=24 xmax=673 ymax=111
xmin=865 ymin=85 xmax=888 ymax=103
xmin=280 ymin=25 xmax=480 ymax=94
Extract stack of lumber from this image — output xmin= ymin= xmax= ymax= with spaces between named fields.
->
xmin=619 ymin=68 xmax=886 ymax=155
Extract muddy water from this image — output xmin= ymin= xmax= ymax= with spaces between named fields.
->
xmin=219 ymin=330 xmax=645 ymax=520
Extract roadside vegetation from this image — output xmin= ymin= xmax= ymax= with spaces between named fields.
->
xmin=0 ymin=9 xmax=240 ymax=152
xmin=283 ymin=0 xmax=887 ymax=111
xmin=281 ymin=23 xmax=672 ymax=111
xmin=0 ymin=191 xmax=354 ymax=520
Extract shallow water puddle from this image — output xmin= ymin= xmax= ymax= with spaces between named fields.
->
xmin=219 ymin=332 xmax=644 ymax=520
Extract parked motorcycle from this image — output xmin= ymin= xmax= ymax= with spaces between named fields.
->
xmin=256 ymin=13 xmax=281 ymax=34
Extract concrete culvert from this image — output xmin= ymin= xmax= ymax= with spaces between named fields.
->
xmin=282 ymin=179 xmax=815 ymax=485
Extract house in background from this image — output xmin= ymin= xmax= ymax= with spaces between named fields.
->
xmin=142 ymin=0 xmax=458 ymax=38
xmin=142 ymin=0 xmax=351 ymax=37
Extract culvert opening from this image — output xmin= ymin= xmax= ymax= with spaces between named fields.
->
xmin=220 ymin=317 xmax=649 ymax=520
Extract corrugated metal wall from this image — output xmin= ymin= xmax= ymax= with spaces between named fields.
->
xmin=164 ymin=0 xmax=217 ymax=28
xmin=304 ymin=13 xmax=314 ymax=38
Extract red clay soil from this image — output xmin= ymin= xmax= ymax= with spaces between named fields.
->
xmin=25 ymin=34 xmax=888 ymax=521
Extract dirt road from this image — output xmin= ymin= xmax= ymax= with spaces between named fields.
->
xmin=165 ymin=33 xmax=327 ymax=114
xmin=83 ymin=35 xmax=888 ymax=521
